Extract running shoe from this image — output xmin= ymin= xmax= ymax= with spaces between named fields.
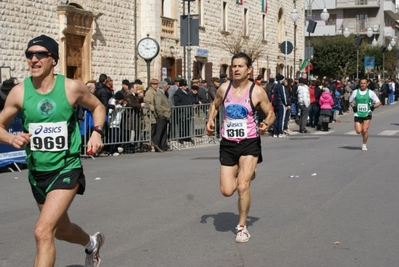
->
xmin=85 ymin=232 xmax=105 ymax=267
xmin=273 ymin=134 xmax=278 ymax=138
xmin=278 ymin=134 xmax=287 ymax=138
xmin=362 ymin=144 xmax=368 ymax=151
xmin=236 ymin=225 xmax=250 ymax=243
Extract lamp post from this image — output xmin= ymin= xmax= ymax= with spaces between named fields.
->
xmin=343 ymin=20 xmax=373 ymax=79
xmin=183 ymin=0 xmax=195 ymax=89
xmin=290 ymin=1 xmax=299 ymax=78
xmin=371 ymin=32 xmax=396 ymax=80
xmin=301 ymin=0 xmax=329 ymax=79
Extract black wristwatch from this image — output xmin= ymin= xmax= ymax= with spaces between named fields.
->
xmin=93 ymin=125 xmax=104 ymax=137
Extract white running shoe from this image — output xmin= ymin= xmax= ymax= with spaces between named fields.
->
xmin=362 ymin=144 xmax=368 ymax=151
xmin=85 ymin=232 xmax=105 ymax=267
xmin=235 ymin=225 xmax=250 ymax=243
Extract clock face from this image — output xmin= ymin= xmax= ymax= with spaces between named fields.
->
xmin=137 ymin=38 xmax=159 ymax=60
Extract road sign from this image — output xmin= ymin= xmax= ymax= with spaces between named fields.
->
xmin=280 ymin=41 xmax=293 ymax=54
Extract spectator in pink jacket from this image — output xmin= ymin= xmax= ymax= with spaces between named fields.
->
xmin=319 ymin=87 xmax=334 ymax=131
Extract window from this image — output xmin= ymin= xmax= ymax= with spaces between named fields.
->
xmin=262 ymin=14 xmax=266 ymax=40
xmin=198 ymin=0 xmax=204 ymax=26
xmin=326 ymin=14 xmax=336 ymax=26
xmin=222 ymin=2 xmax=227 ymax=32
xmin=356 ymin=14 xmax=368 ymax=32
xmin=244 ymin=8 xmax=249 ymax=36
xmin=162 ymin=0 xmax=172 ymax=18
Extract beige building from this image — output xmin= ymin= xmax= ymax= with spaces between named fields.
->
xmin=0 ymin=0 xmax=304 ymax=87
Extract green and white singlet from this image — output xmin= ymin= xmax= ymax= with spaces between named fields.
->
xmin=353 ymin=89 xmax=372 ymax=118
xmin=22 ymin=75 xmax=82 ymax=172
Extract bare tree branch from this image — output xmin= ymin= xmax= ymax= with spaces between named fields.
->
xmin=219 ymin=29 xmax=246 ymax=55
xmin=245 ymin=33 xmax=266 ymax=62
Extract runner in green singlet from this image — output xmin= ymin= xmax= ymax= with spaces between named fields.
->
xmin=349 ymin=77 xmax=381 ymax=151
xmin=0 ymin=35 xmax=106 ymax=267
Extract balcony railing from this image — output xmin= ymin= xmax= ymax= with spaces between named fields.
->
xmin=161 ymin=16 xmax=175 ymax=38
xmin=336 ymin=0 xmax=380 ymax=8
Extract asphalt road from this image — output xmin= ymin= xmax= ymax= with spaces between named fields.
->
xmin=1 ymin=103 xmax=399 ymax=267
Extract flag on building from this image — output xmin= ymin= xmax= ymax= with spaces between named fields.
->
xmin=236 ymin=0 xmax=243 ymax=4
xmin=262 ymin=0 xmax=268 ymax=12
xmin=300 ymin=59 xmax=307 ymax=71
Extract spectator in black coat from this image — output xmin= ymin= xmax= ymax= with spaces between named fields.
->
xmin=0 ymin=79 xmax=16 ymax=110
xmin=95 ymin=74 xmax=113 ymax=107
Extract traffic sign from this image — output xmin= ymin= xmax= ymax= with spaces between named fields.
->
xmin=280 ymin=41 xmax=293 ymax=55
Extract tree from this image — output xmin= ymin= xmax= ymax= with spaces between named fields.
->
xmin=311 ymin=35 xmax=357 ymax=79
xmin=311 ymin=35 xmax=398 ymax=80
xmin=219 ymin=29 xmax=266 ymax=62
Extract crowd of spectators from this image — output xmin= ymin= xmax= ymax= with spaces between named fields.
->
xmin=83 ymin=74 xmax=226 ymax=156
xmin=82 ymin=71 xmax=399 ymax=154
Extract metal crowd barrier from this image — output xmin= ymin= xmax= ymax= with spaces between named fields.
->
xmin=80 ymin=104 xmax=218 ymax=156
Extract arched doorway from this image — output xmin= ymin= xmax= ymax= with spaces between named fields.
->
xmin=57 ymin=4 xmax=95 ymax=82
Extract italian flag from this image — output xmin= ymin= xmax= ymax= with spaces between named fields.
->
xmin=236 ymin=0 xmax=243 ymax=4
xmin=262 ymin=0 xmax=268 ymax=12
xmin=300 ymin=59 xmax=307 ymax=71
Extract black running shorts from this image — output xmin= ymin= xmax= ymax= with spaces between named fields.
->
xmin=29 ymin=167 xmax=86 ymax=204
xmin=219 ymin=137 xmax=263 ymax=166
xmin=354 ymin=115 xmax=372 ymax=123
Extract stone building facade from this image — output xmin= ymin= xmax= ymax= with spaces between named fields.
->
xmin=0 ymin=0 xmax=304 ymax=87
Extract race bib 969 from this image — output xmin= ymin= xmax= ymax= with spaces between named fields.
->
xmin=29 ymin=122 xmax=68 ymax=151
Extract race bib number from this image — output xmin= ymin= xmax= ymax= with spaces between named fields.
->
xmin=224 ymin=119 xmax=247 ymax=139
xmin=29 ymin=122 xmax=68 ymax=151
xmin=357 ymin=104 xmax=368 ymax=112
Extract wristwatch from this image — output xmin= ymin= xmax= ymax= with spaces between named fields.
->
xmin=93 ymin=125 xmax=104 ymax=137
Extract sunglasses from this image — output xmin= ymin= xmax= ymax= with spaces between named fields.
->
xmin=25 ymin=51 xmax=52 ymax=60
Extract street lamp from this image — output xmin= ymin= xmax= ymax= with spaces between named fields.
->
xmin=290 ymin=2 xmax=299 ymax=77
xmin=302 ymin=0 xmax=330 ymax=78
xmin=371 ymin=32 xmax=396 ymax=79
xmin=343 ymin=20 xmax=373 ymax=79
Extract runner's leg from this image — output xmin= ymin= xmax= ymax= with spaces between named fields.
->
xmin=236 ymin=155 xmax=258 ymax=226
xmin=34 ymin=183 xmax=89 ymax=267
xmin=220 ymin=164 xmax=239 ymax=197
xmin=361 ymin=119 xmax=371 ymax=145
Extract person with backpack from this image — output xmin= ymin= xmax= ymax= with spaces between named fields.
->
xmin=349 ymin=77 xmax=381 ymax=151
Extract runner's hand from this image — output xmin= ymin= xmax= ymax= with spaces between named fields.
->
xmin=206 ymin=121 xmax=215 ymax=136
xmin=87 ymin=132 xmax=104 ymax=154
xmin=259 ymin=122 xmax=268 ymax=135
xmin=11 ymin=132 xmax=31 ymax=149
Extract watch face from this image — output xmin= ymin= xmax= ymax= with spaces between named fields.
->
xmin=137 ymin=38 xmax=159 ymax=60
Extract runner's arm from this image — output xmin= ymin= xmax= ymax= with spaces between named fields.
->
xmin=0 ymin=84 xmax=31 ymax=148
xmin=206 ymin=83 xmax=227 ymax=135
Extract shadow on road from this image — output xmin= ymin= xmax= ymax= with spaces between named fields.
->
xmin=200 ymin=212 xmax=259 ymax=234
xmin=339 ymin=146 xmax=361 ymax=150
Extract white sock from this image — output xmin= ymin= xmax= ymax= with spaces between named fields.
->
xmin=85 ymin=235 xmax=97 ymax=253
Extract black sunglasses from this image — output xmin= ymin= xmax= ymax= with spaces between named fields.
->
xmin=25 ymin=51 xmax=52 ymax=60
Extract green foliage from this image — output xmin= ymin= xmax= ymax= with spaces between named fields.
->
xmin=311 ymin=34 xmax=398 ymax=80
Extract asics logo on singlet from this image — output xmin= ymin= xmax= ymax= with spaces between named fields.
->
xmin=225 ymin=104 xmax=248 ymax=119
xmin=34 ymin=125 xmax=62 ymax=135
xmin=227 ymin=121 xmax=243 ymax=127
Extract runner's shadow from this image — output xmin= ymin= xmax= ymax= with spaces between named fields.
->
xmin=200 ymin=212 xmax=259 ymax=234
xmin=339 ymin=146 xmax=361 ymax=150
xmin=390 ymin=123 xmax=399 ymax=126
